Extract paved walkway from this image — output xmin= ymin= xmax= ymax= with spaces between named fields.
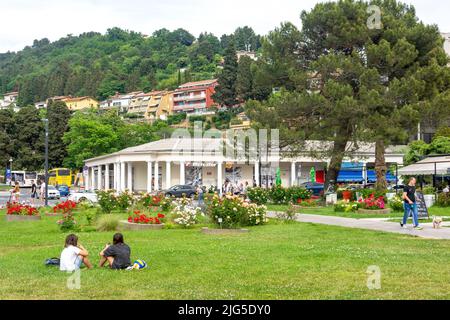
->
xmin=267 ymin=212 xmax=450 ymax=240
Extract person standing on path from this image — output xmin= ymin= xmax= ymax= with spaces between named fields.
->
xmin=401 ymin=177 xmax=423 ymax=230
xmin=40 ymin=179 xmax=46 ymax=203
xmin=30 ymin=180 xmax=38 ymax=205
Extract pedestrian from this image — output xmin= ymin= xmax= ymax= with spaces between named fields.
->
xmin=40 ymin=179 xmax=46 ymax=202
xmin=196 ymin=184 xmax=204 ymax=206
xmin=30 ymin=180 xmax=38 ymax=205
xmin=10 ymin=181 xmax=20 ymax=203
xmin=401 ymin=177 xmax=423 ymax=230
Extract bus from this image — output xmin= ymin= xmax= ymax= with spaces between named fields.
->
xmin=48 ymin=168 xmax=73 ymax=187
xmin=9 ymin=171 xmax=38 ymax=187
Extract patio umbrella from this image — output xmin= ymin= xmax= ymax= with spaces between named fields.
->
xmin=310 ymin=167 xmax=316 ymax=183
xmin=276 ymin=168 xmax=282 ymax=187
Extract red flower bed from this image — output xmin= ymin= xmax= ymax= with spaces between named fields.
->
xmin=358 ymin=194 xmax=385 ymax=210
xmin=53 ymin=200 xmax=77 ymax=215
xmin=128 ymin=210 xmax=165 ymax=225
xmin=7 ymin=203 xmax=39 ymax=216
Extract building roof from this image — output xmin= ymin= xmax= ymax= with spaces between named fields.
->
xmin=64 ymin=96 xmax=97 ymax=102
xmin=85 ymin=138 xmax=406 ymax=163
xmin=398 ymin=155 xmax=450 ymax=175
xmin=178 ymin=79 xmax=218 ymax=89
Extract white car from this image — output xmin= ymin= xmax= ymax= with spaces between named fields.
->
xmin=47 ymin=186 xmax=61 ymax=199
xmin=68 ymin=191 xmax=98 ymax=204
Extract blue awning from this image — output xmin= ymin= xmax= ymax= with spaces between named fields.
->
xmin=367 ymin=170 xmax=397 ymax=183
xmin=337 ymin=170 xmax=364 ymax=182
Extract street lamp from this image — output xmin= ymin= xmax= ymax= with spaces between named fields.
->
xmin=8 ymin=158 xmax=13 ymax=185
xmin=42 ymin=119 xmax=49 ymax=206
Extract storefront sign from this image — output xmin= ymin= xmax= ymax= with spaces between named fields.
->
xmin=186 ymin=162 xmax=217 ymax=168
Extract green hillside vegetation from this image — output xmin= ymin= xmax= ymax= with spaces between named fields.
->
xmin=0 ymin=27 xmax=261 ymax=105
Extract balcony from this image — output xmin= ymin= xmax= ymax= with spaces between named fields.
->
xmin=173 ymin=93 xmax=206 ymax=102
xmin=173 ymin=103 xmax=207 ymax=112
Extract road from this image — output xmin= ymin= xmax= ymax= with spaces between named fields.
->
xmin=0 ymin=191 xmax=66 ymax=207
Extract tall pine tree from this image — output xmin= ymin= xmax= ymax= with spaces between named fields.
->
xmin=47 ymin=100 xmax=71 ymax=168
xmin=213 ymin=41 xmax=238 ymax=107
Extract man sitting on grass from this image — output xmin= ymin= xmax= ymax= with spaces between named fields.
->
xmin=99 ymin=233 xmax=131 ymax=270
xmin=60 ymin=234 xmax=93 ymax=271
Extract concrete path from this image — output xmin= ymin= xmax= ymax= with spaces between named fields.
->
xmin=268 ymin=212 xmax=450 ymax=240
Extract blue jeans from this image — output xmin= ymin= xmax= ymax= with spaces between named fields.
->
xmin=403 ymin=203 xmax=419 ymax=227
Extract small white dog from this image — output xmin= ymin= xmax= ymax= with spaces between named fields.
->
xmin=432 ymin=216 xmax=443 ymax=229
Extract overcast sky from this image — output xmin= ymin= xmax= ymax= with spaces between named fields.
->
xmin=0 ymin=0 xmax=449 ymax=53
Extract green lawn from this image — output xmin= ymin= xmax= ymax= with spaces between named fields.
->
xmin=0 ymin=210 xmax=449 ymax=300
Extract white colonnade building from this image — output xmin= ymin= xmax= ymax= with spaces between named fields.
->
xmin=83 ymin=138 xmax=405 ymax=193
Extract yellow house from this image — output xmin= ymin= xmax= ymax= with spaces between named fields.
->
xmin=145 ymin=91 xmax=174 ymax=121
xmin=63 ymin=96 xmax=99 ymax=111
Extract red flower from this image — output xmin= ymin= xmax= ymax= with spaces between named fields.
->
xmin=128 ymin=217 xmax=133 ymax=223
xmin=157 ymin=213 xmax=165 ymax=219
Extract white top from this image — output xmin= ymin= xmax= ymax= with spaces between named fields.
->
xmin=60 ymin=245 xmax=81 ymax=271
xmin=40 ymin=183 xmax=46 ymax=194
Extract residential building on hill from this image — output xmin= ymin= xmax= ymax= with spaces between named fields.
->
xmin=100 ymin=91 xmax=143 ymax=113
xmin=173 ymin=79 xmax=218 ymax=115
xmin=0 ymin=91 xmax=19 ymax=109
xmin=145 ymin=91 xmax=173 ymax=121
xmin=63 ymin=96 xmax=99 ymax=111
xmin=236 ymin=50 xmax=258 ymax=61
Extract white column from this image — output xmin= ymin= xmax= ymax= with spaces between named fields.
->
xmin=217 ymin=161 xmax=223 ymax=195
xmin=113 ymin=163 xmax=118 ymax=190
xmin=254 ymin=161 xmax=260 ymax=187
xmin=85 ymin=167 xmax=90 ymax=190
xmin=105 ymin=164 xmax=110 ymax=190
xmin=127 ymin=162 xmax=133 ymax=192
xmin=362 ymin=162 xmax=368 ymax=186
xmin=154 ymin=162 xmax=159 ymax=191
xmin=97 ymin=165 xmax=102 ymax=190
xmin=147 ymin=161 xmax=153 ymax=193
xmin=180 ymin=161 xmax=185 ymax=185
xmin=291 ymin=162 xmax=297 ymax=187
xmin=91 ymin=167 xmax=95 ymax=190
xmin=120 ymin=162 xmax=126 ymax=192
xmin=166 ymin=161 xmax=171 ymax=189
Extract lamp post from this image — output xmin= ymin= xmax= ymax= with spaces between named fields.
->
xmin=8 ymin=158 xmax=13 ymax=185
xmin=42 ymin=119 xmax=49 ymax=207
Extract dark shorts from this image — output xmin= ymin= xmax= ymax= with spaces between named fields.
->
xmin=31 ymin=192 xmax=38 ymax=199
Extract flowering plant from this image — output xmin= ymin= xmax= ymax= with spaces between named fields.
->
xmin=296 ymin=198 xmax=319 ymax=207
xmin=208 ymin=194 xmax=267 ymax=228
xmin=389 ymin=196 xmax=404 ymax=212
xmin=358 ymin=194 xmax=385 ymax=210
xmin=173 ymin=198 xmax=203 ymax=228
xmin=334 ymin=200 xmax=360 ymax=213
xmin=54 ymin=200 xmax=78 ymax=232
xmin=53 ymin=200 xmax=77 ymax=215
xmin=6 ymin=202 xmax=39 ymax=216
xmin=246 ymin=187 xmax=269 ymax=205
xmin=128 ymin=209 xmax=165 ymax=225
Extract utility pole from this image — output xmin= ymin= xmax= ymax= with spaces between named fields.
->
xmin=43 ymin=119 xmax=49 ymax=206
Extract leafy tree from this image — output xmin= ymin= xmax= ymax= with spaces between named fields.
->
xmin=47 ymin=100 xmax=71 ymax=168
xmin=234 ymin=26 xmax=260 ymax=51
xmin=213 ymin=41 xmax=238 ymax=107
xmin=236 ymin=56 xmax=254 ymax=102
xmin=0 ymin=108 xmax=16 ymax=170
xmin=13 ymin=106 xmax=44 ymax=170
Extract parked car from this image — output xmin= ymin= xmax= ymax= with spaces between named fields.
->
xmin=58 ymin=185 xmax=70 ymax=197
xmin=163 ymin=185 xmax=197 ymax=198
xmin=300 ymin=182 xmax=324 ymax=196
xmin=47 ymin=185 xmax=61 ymax=199
xmin=68 ymin=191 xmax=98 ymax=204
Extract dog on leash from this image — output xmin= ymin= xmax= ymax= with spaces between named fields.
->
xmin=432 ymin=216 xmax=443 ymax=229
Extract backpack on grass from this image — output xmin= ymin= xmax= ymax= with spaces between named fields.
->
xmin=45 ymin=258 xmax=60 ymax=266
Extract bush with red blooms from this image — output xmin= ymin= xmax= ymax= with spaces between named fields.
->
xmin=6 ymin=202 xmax=39 ymax=216
xmin=358 ymin=194 xmax=385 ymax=210
xmin=53 ymin=200 xmax=77 ymax=215
xmin=127 ymin=209 xmax=166 ymax=225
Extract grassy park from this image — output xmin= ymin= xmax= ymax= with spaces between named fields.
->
xmin=1 ymin=207 xmax=449 ymax=300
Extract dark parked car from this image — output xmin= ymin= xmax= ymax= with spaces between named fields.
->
xmin=300 ymin=182 xmax=324 ymax=196
xmin=58 ymin=185 xmax=70 ymax=197
xmin=163 ymin=185 xmax=197 ymax=198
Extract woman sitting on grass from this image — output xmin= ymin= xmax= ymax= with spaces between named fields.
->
xmin=99 ymin=233 xmax=131 ymax=270
xmin=60 ymin=234 xmax=93 ymax=271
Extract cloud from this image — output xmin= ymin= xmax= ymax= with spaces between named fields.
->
xmin=0 ymin=0 xmax=448 ymax=53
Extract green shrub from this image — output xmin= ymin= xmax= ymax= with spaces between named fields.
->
xmin=269 ymin=185 xmax=289 ymax=204
xmin=116 ymin=191 xmax=134 ymax=211
xmin=334 ymin=201 xmax=360 ymax=213
xmin=421 ymin=187 xmax=436 ymax=195
xmin=289 ymin=187 xmax=312 ymax=203
xmin=208 ymin=194 xmax=267 ymax=228
xmin=436 ymin=192 xmax=450 ymax=207
xmin=389 ymin=196 xmax=404 ymax=212
xmin=96 ymin=190 xmax=117 ymax=213
xmin=96 ymin=215 xmax=120 ymax=232
xmin=247 ymin=187 xmax=269 ymax=205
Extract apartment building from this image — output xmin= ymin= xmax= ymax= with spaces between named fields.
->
xmin=172 ymin=79 xmax=218 ymax=115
